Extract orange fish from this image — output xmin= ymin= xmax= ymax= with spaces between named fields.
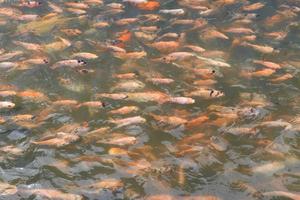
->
xmin=148 ymin=41 xmax=180 ymax=53
xmin=17 ymin=90 xmax=48 ymax=101
xmin=186 ymin=115 xmax=209 ymax=129
xmin=271 ymin=74 xmax=293 ymax=83
xmin=117 ymin=30 xmax=132 ymax=43
xmin=136 ymin=1 xmax=160 ymax=11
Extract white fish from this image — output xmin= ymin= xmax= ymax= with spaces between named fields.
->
xmin=51 ymin=59 xmax=86 ymax=69
xmin=109 ymin=116 xmax=146 ymax=128
xmin=0 ymin=51 xmax=23 ymax=62
xmin=168 ymin=97 xmax=195 ymax=104
xmin=123 ymin=0 xmax=147 ymax=3
xmin=196 ymin=55 xmax=231 ymax=67
xmin=71 ymin=52 xmax=98 ymax=59
xmin=159 ymin=9 xmax=185 ymax=15
xmin=0 ymin=101 xmax=15 ymax=109
xmin=0 ymin=62 xmax=18 ymax=69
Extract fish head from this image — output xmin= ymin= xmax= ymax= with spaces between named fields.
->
xmin=2 ymin=102 xmax=15 ymax=108
xmin=77 ymin=59 xmax=87 ymax=65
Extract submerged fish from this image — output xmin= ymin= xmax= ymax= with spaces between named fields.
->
xmin=109 ymin=116 xmax=146 ymax=128
xmin=51 ymin=59 xmax=86 ymax=69
xmin=32 ymin=132 xmax=80 ymax=147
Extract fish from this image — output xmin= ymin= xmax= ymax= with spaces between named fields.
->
xmin=21 ymin=189 xmax=83 ymax=200
xmin=97 ymin=134 xmax=137 ymax=146
xmin=61 ymin=28 xmax=82 ymax=36
xmin=241 ymin=68 xmax=275 ymax=78
xmin=32 ymin=132 xmax=80 ymax=147
xmin=17 ymin=90 xmax=48 ymax=101
xmin=21 ymin=58 xmax=49 ymax=66
xmin=43 ymin=37 xmax=71 ymax=52
xmin=135 ymin=1 xmax=160 ymax=11
xmin=51 ymin=59 xmax=87 ymax=69
xmin=112 ymin=80 xmax=145 ymax=91
xmin=18 ymin=1 xmax=42 ymax=8
xmin=77 ymin=101 xmax=104 ymax=108
xmin=0 ymin=90 xmax=16 ymax=97
xmin=148 ymin=41 xmax=180 ymax=53
xmin=85 ymin=179 xmax=123 ymax=190
xmin=0 ymin=62 xmax=18 ymax=69
xmin=183 ymin=45 xmax=205 ymax=53
xmin=123 ymin=0 xmax=147 ymax=3
xmin=0 ymin=51 xmax=23 ymax=62
xmin=161 ymin=52 xmax=195 ymax=62
xmin=253 ymin=60 xmax=281 ymax=69
xmin=115 ymin=18 xmax=138 ymax=26
xmin=159 ymin=9 xmax=185 ymax=16
xmin=146 ymin=78 xmax=174 ymax=85
xmin=126 ymin=91 xmax=170 ymax=103
xmin=185 ymin=115 xmax=209 ymax=128
xmin=64 ymin=2 xmax=89 ymax=9
xmin=241 ymin=42 xmax=276 ymax=54
xmin=95 ymin=93 xmax=128 ymax=100
xmin=193 ymin=79 xmax=217 ymax=86
xmin=109 ymin=116 xmax=146 ymax=128
xmin=0 ymin=101 xmax=15 ymax=109
xmin=108 ymin=148 xmax=128 ymax=156
xmin=16 ymin=14 xmax=72 ymax=35
xmin=185 ymin=88 xmax=224 ymax=99
xmin=195 ymin=56 xmax=231 ymax=68
xmin=109 ymin=106 xmax=139 ymax=115
xmin=224 ymin=27 xmax=254 ymax=34
xmin=201 ymin=28 xmax=229 ymax=40
xmin=113 ymin=73 xmax=137 ymax=79
xmin=10 ymin=114 xmax=35 ymax=122
xmin=224 ymin=126 xmax=258 ymax=136
xmin=271 ymin=74 xmax=293 ymax=82
xmin=150 ymin=113 xmax=187 ymax=126
xmin=13 ymin=41 xmax=42 ymax=51
xmin=113 ymin=51 xmax=147 ymax=60
xmin=168 ymin=97 xmax=195 ymax=105
xmin=242 ymin=2 xmax=265 ymax=11
xmin=52 ymin=100 xmax=78 ymax=107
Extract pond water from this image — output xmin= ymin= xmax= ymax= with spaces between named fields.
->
xmin=0 ymin=0 xmax=300 ymax=199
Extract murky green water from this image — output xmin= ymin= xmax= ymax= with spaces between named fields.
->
xmin=0 ymin=0 xmax=300 ymax=199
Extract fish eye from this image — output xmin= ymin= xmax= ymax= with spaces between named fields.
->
xmin=38 ymin=2 xmax=42 ymax=5
xmin=210 ymin=90 xmax=214 ymax=96
xmin=77 ymin=60 xmax=81 ymax=63
xmin=212 ymin=70 xmax=216 ymax=73
xmin=102 ymin=102 xmax=106 ymax=107
xmin=43 ymin=59 xmax=48 ymax=64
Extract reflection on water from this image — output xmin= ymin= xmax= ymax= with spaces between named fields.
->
xmin=0 ymin=0 xmax=300 ymax=199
